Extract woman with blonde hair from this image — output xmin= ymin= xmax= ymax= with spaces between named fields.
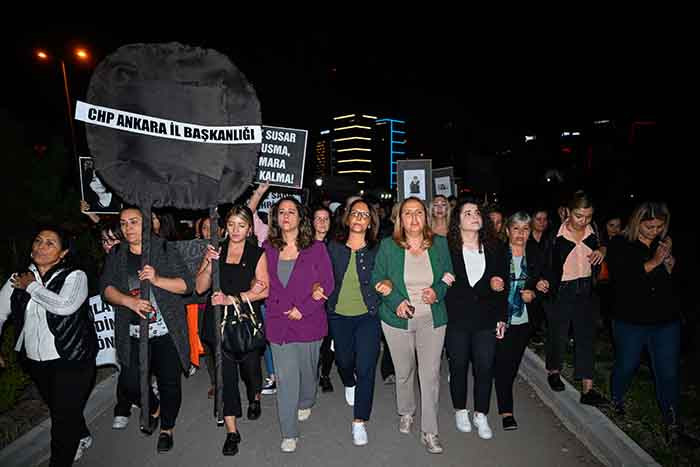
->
xmin=430 ymin=195 xmax=451 ymax=236
xmin=372 ymin=197 xmax=453 ymax=454
xmin=196 ymin=204 xmax=269 ymax=456
xmin=607 ymin=201 xmax=681 ymax=443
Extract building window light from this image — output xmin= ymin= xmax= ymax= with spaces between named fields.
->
xmin=335 ymin=125 xmax=372 ymax=131
xmin=333 ymin=137 xmax=372 ymax=142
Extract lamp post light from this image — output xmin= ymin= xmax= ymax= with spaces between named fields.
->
xmin=36 ymin=47 xmax=90 ymax=167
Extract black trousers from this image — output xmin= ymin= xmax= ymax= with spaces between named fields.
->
xmin=113 ymin=375 xmax=133 ymax=417
xmin=446 ymin=326 xmax=496 ymax=414
xmin=528 ymin=300 xmax=546 ymax=336
xmin=546 ymin=279 xmax=596 ymax=380
xmin=28 ymin=359 xmax=95 ymax=467
xmin=120 ymin=335 xmax=183 ymax=430
xmin=222 ymin=349 xmax=263 ymax=417
xmin=319 ymin=334 xmax=335 ymax=378
xmin=494 ymin=322 xmax=531 ymax=414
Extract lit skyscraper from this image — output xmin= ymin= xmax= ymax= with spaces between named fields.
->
xmin=332 ymin=113 xmax=376 ymax=186
xmin=375 ymin=118 xmax=406 ymax=189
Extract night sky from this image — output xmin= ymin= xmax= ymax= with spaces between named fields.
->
xmin=5 ymin=25 xmax=665 ymax=160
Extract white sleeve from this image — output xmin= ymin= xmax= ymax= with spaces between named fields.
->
xmin=25 ymin=270 xmax=88 ymax=316
xmin=0 ymin=277 xmax=14 ymax=335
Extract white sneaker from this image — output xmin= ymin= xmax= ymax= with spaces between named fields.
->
xmin=352 ymin=421 xmax=368 ymax=446
xmin=473 ymin=412 xmax=493 ymax=439
xmin=345 ymin=386 xmax=356 ymax=406
xmin=74 ymin=436 xmax=93 ymax=461
xmin=281 ymin=438 xmax=297 ymax=452
xmin=112 ymin=416 xmax=129 ymax=430
xmin=455 ymin=409 xmax=471 ymax=433
xmin=399 ymin=414 xmax=413 ymax=434
xmin=298 ymin=408 xmax=312 ymax=421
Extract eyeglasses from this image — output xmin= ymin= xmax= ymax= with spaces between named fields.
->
xmin=101 ymin=237 xmax=118 ymax=245
xmin=350 ymin=210 xmax=371 ymax=219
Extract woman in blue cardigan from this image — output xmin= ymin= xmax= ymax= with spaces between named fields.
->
xmin=326 ymin=199 xmax=382 ymax=447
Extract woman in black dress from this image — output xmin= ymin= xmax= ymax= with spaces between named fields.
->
xmin=196 ymin=205 xmax=269 ymax=456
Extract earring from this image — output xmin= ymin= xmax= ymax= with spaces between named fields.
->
xmin=30 ymin=252 xmax=33 ymax=258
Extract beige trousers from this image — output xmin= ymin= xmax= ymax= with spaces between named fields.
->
xmin=382 ymin=314 xmax=446 ymax=434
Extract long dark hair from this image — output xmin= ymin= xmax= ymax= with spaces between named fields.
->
xmin=447 ymin=196 xmax=497 ymax=253
xmin=335 ymin=198 xmax=379 ymax=249
xmin=268 ymin=197 xmax=314 ymax=250
xmin=152 ymin=209 xmax=179 ymax=241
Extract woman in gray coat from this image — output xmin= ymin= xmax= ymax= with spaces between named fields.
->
xmin=101 ymin=207 xmax=194 ymax=453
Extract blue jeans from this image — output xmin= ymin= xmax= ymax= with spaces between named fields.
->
xmin=328 ymin=313 xmax=381 ymax=421
xmin=261 ymin=305 xmax=275 ymax=376
xmin=611 ymin=320 xmax=680 ymax=423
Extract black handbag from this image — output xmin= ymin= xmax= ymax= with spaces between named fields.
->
xmin=220 ymin=295 xmax=266 ymax=361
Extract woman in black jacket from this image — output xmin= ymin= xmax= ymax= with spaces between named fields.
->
xmin=494 ymin=212 xmax=549 ymax=431
xmin=101 ymin=207 xmax=194 ymax=453
xmin=544 ymin=191 xmax=606 ymax=406
xmin=445 ymin=197 xmax=507 ymax=440
xmin=326 ymin=199 xmax=382 ymax=447
xmin=607 ymin=201 xmax=681 ymax=443
xmin=0 ymin=227 xmax=97 ymax=466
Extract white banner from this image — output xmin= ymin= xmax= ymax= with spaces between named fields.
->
xmin=89 ymin=295 xmax=118 ymax=367
xmin=75 ymin=101 xmax=262 ymax=145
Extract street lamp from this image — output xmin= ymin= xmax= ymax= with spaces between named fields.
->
xmin=36 ymin=47 xmax=90 ymax=167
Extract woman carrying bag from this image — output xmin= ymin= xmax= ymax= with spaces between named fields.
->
xmin=195 ymin=205 xmax=269 ymax=456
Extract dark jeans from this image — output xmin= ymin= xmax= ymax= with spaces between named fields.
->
xmin=611 ymin=320 xmax=680 ymax=424
xmin=222 ymin=349 xmax=263 ymax=417
xmin=329 ymin=313 xmax=381 ymax=421
xmin=495 ymin=323 xmax=531 ymax=414
xmin=120 ymin=335 xmax=183 ymax=430
xmin=546 ymin=278 xmax=596 ymax=380
xmin=380 ymin=332 xmax=395 ymax=379
xmin=319 ymin=334 xmax=335 ymax=378
xmin=28 ymin=359 xmax=95 ymax=467
xmin=446 ymin=326 xmax=496 ymax=414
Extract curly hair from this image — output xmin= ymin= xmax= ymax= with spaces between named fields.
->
xmin=447 ymin=196 xmax=498 ymax=253
xmin=268 ymin=197 xmax=314 ymax=250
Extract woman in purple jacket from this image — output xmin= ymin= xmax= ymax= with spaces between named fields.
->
xmin=263 ymin=197 xmax=334 ymax=453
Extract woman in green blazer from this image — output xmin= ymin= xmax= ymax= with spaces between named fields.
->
xmin=371 ymin=197 xmax=453 ymax=454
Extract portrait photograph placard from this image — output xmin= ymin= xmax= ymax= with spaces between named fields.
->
xmin=433 ymin=166 xmax=455 ymax=198
xmin=79 ymin=156 xmax=122 ymax=214
xmin=397 ymin=159 xmax=433 ymax=202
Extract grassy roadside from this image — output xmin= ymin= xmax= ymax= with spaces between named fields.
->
xmin=530 ymin=334 xmax=700 ymax=467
